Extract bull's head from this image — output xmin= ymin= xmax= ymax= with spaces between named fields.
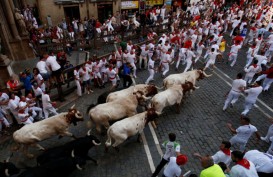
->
xmin=71 ymin=150 xmax=86 ymax=171
xmin=87 ymin=130 xmax=101 ymax=146
xmin=145 ymin=108 xmax=159 ymax=124
xmin=67 ymin=105 xmax=84 ymax=126
xmin=197 ymin=69 xmax=212 ymax=80
xmin=133 ymin=90 xmax=151 ymax=105
xmin=145 ymin=85 xmax=158 ymax=97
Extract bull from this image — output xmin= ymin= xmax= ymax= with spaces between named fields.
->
xmin=36 ymin=130 xmax=101 ymax=165
xmin=0 ymin=154 xmax=20 ymax=177
xmin=13 ymin=105 xmax=84 ymax=158
xmin=18 ymin=150 xmax=86 ymax=177
xmin=150 ymin=84 xmax=185 ymax=114
xmin=87 ymin=91 xmax=149 ymax=133
xmin=106 ymin=84 xmax=158 ymax=102
xmin=105 ymin=108 xmax=158 ymax=152
xmin=163 ymin=69 xmax=212 ymax=89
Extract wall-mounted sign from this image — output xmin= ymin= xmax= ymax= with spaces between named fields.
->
xmin=146 ymin=0 xmax=164 ymax=6
xmin=121 ymin=1 xmax=139 ymax=9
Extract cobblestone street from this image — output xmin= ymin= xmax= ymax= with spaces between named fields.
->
xmin=1 ymin=34 xmax=273 ymax=177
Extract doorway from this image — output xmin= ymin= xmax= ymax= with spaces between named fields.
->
xmin=64 ymin=6 xmax=80 ymax=23
xmin=97 ymin=3 xmax=113 ymax=23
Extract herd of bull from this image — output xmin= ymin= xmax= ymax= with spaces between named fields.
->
xmin=1 ymin=69 xmax=211 ymax=177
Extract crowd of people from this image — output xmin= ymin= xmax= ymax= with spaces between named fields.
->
xmin=1 ymin=0 xmax=273 ymax=176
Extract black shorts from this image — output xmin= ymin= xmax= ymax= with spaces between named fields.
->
xmin=52 ymin=69 xmax=62 ymax=78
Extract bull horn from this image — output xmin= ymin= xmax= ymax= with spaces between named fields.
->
xmin=155 ymin=86 xmax=164 ymax=90
xmin=203 ymin=71 xmax=212 ymax=77
xmin=6 ymin=153 xmax=13 ymax=162
xmin=70 ymin=104 xmax=75 ymax=109
xmin=87 ymin=130 xmax=91 ymax=136
xmin=155 ymin=111 xmax=161 ymax=115
xmin=76 ymin=164 xmax=83 ymax=170
xmin=71 ymin=149 xmax=75 ymax=158
xmin=5 ymin=169 xmax=9 ymax=177
xmin=142 ymin=95 xmax=151 ymax=100
xmin=92 ymin=140 xmax=101 ymax=146
xmin=75 ymin=113 xmax=83 ymax=119
xmin=194 ymin=86 xmax=200 ymax=89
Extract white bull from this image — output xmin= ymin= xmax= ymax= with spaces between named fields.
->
xmin=150 ymin=84 xmax=184 ymax=114
xmin=105 ymin=108 xmax=158 ymax=151
xmin=163 ymin=69 xmax=212 ymax=89
xmin=13 ymin=105 xmax=83 ymax=158
xmin=88 ymin=91 xmax=148 ymax=133
xmin=106 ymin=84 xmax=158 ymax=102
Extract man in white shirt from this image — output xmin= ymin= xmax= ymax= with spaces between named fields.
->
xmin=203 ymin=48 xmax=220 ymax=71
xmin=228 ymin=42 xmax=241 ymax=67
xmin=127 ymin=50 xmax=137 ymax=78
xmin=163 ymin=154 xmax=188 ymax=177
xmin=244 ymin=60 xmax=260 ymax=84
xmin=227 ymin=117 xmax=261 ymax=152
xmin=161 ymin=48 xmax=172 ymax=77
xmin=244 ymin=150 xmax=273 ymax=176
xmin=105 ymin=64 xmax=117 ymax=91
xmin=145 ymin=57 xmax=156 ymax=84
xmin=45 ymin=53 xmax=64 ymax=83
xmin=42 ymin=91 xmax=58 ymax=119
xmin=152 ymin=133 xmax=180 ymax=177
xmin=8 ymin=94 xmax=20 ymax=124
xmin=223 ymin=73 xmax=246 ymax=111
xmin=230 ymin=151 xmax=259 ymax=177
xmin=194 ymin=141 xmax=232 ymax=166
xmin=139 ymin=46 xmax=149 ymax=70
xmin=0 ymin=92 xmax=13 ymax=124
xmin=241 ymin=81 xmax=263 ymax=116
xmin=183 ymin=48 xmax=196 ymax=73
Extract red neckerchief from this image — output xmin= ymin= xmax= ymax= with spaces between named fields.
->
xmin=236 ymin=159 xmax=250 ymax=169
xmin=221 ymin=149 xmax=231 ymax=156
xmin=258 ymin=37 xmax=261 ymax=40
xmin=253 ymin=64 xmax=258 ymax=68
xmin=251 ymin=46 xmax=256 ymax=49
xmin=109 ymin=68 xmax=112 ymax=71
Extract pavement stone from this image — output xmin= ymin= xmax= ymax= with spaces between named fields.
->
xmin=1 ymin=32 xmax=273 ymax=177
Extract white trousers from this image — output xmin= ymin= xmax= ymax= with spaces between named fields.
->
xmin=245 ymin=56 xmax=253 ymax=68
xmin=43 ymin=106 xmax=58 ymax=119
xmin=223 ymin=90 xmax=241 ymax=110
xmin=264 ymin=124 xmax=273 ymax=142
xmin=176 ymin=55 xmax=185 ymax=69
xmin=75 ymin=80 xmax=82 ymax=96
xmin=241 ymin=99 xmax=256 ymax=115
xmin=255 ymin=74 xmax=267 ymax=82
xmin=244 ymin=75 xmax=254 ymax=84
xmin=229 ymin=53 xmax=238 ymax=67
xmin=130 ymin=62 xmax=137 ymax=77
xmin=145 ymin=69 xmax=155 ymax=84
xmin=162 ymin=63 xmax=169 ymax=76
xmin=183 ymin=61 xmax=192 ymax=73
xmin=139 ymin=55 xmax=148 ymax=69
xmin=230 ymin=135 xmax=247 ymax=151
xmin=263 ymin=78 xmax=273 ymax=91
xmin=30 ymin=107 xmax=44 ymax=119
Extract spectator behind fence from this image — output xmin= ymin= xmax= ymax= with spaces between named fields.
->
xmin=6 ymin=76 xmax=22 ymax=97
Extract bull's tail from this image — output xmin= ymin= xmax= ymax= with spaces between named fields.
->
xmin=105 ymin=128 xmax=112 ymax=147
xmin=86 ymin=103 xmax=97 ymax=114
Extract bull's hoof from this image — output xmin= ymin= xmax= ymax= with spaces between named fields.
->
xmin=27 ymin=154 xmax=34 ymax=158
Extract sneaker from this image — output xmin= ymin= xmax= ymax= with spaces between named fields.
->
xmin=261 ymin=137 xmax=269 ymax=143
xmin=230 ymin=103 xmax=234 ymax=108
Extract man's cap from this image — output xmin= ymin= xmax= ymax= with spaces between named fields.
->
xmin=176 ymin=154 xmax=188 ymax=165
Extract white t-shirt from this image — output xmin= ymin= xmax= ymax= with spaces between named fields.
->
xmin=163 ymin=157 xmax=182 ymax=177
xmin=212 ymin=150 xmax=232 ymax=166
xmin=32 ymin=86 xmax=43 ymax=97
xmin=105 ymin=68 xmax=116 ymax=80
xmin=235 ymin=124 xmax=257 ymax=143
xmin=244 ymin=86 xmax=263 ymax=103
xmin=46 ymin=56 xmax=61 ymax=71
xmin=230 ymin=45 xmax=241 ymax=54
xmin=79 ymin=67 xmax=91 ymax=81
xmin=36 ymin=61 xmax=48 ymax=74
xmin=0 ymin=93 xmax=9 ymax=111
xmin=127 ymin=53 xmax=136 ymax=64
xmin=42 ymin=93 xmax=52 ymax=108
xmin=230 ymin=160 xmax=259 ymax=177
xmin=162 ymin=141 xmax=180 ymax=160
xmin=231 ymin=79 xmax=246 ymax=92
xmin=8 ymin=96 xmax=20 ymax=111
xmin=148 ymin=59 xmax=155 ymax=70
xmin=74 ymin=69 xmax=80 ymax=80
xmin=244 ymin=150 xmax=273 ymax=173
xmin=245 ymin=65 xmax=260 ymax=78
xmin=254 ymin=54 xmax=268 ymax=66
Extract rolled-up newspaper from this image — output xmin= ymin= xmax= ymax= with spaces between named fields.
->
xmin=183 ymin=170 xmax=191 ymax=177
